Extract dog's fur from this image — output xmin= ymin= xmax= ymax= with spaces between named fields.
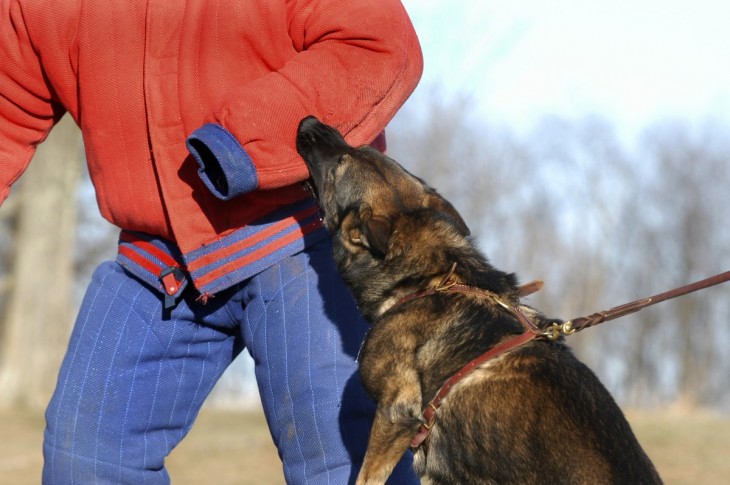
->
xmin=296 ymin=116 xmax=662 ymax=485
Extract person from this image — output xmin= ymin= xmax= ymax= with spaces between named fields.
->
xmin=0 ymin=0 xmax=423 ymax=483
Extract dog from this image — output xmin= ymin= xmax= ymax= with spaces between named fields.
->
xmin=296 ymin=116 xmax=662 ymax=485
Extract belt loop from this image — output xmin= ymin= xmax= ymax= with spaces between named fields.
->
xmin=160 ymin=266 xmax=186 ymax=309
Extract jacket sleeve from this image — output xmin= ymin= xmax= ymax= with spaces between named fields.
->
xmin=187 ymin=0 xmax=422 ymax=199
xmin=0 ymin=0 xmax=64 ymax=205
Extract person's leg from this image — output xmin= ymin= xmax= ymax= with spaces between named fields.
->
xmin=43 ymin=261 xmax=240 ymax=484
xmin=239 ymin=237 xmax=419 ymax=484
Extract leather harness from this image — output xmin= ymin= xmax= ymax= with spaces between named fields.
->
xmin=397 ymin=266 xmax=730 ymax=449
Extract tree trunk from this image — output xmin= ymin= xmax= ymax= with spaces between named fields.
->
xmin=0 ymin=115 xmax=83 ymax=410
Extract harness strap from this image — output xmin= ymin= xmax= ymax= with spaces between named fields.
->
xmin=397 ymin=270 xmax=546 ymax=449
xmin=410 ymin=331 xmax=538 ymax=448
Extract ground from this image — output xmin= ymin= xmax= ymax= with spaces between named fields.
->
xmin=2 ymin=406 xmax=729 ymax=484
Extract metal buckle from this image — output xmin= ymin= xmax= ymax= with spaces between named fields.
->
xmin=544 ymin=321 xmax=576 ymax=340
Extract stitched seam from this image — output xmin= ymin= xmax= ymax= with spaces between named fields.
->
xmin=93 ymin=285 xmax=146 ymax=477
xmin=49 ymin=266 xmax=115 ymax=480
xmin=70 ymin=275 xmax=126 ymax=481
xmin=304 ymin=268 xmax=331 ymax=482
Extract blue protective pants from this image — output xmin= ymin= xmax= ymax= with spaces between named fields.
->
xmin=42 ymin=237 xmax=417 ymax=484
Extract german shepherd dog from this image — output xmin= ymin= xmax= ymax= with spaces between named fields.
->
xmin=296 ymin=116 xmax=661 ymax=485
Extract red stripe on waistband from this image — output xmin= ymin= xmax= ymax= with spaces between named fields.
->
xmin=185 ymin=205 xmax=321 ymax=272
xmin=119 ymin=232 xmax=180 ymax=269
xmin=118 ymin=245 xmax=166 ymax=277
xmin=193 ymin=218 xmax=324 ymax=288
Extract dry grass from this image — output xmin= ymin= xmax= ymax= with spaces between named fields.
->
xmin=2 ymin=406 xmax=729 ymax=484
xmin=626 ymin=409 xmax=730 ymax=485
xmin=166 ymin=407 xmax=283 ymax=484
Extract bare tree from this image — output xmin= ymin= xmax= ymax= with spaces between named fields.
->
xmin=0 ymin=114 xmax=83 ymax=410
xmin=634 ymin=121 xmax=730 ymax=409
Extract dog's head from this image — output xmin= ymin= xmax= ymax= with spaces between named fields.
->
xmin=296 ymin=116 xmax=469 ymax=252
xmin=296 ymin=116 xmax=471 ymax=313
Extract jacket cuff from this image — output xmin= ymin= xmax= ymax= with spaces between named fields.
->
xmin=186 ymin=123 xmax=258 ymax=200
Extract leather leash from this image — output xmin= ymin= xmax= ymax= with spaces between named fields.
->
xmin=544 ymin=269 xmax=730 ymax=339
xmin=402 ymin=267 xmax=730 ymax=449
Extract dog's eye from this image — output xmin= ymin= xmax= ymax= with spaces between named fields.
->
xmin=336 ymin=155 xmax=345 ymax=165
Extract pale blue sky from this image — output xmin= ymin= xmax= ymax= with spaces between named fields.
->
xmin=401 ymin=0 xmax=730 ymax=136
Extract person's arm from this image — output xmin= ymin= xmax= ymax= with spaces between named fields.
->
xmin=187 ymin=0 xmax=422 ymax=201
xmin=0 ymin=0 xmax=66 ymax=205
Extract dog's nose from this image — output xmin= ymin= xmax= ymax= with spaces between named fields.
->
xmin=297 ymin=116 xmax=322 ymax=135
xmin=296 ymin=116 xmax=323 ymax=157
xmin=296 ymin=116 xmax=350 ymax=161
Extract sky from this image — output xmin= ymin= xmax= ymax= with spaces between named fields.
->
xmin=400 ymin=0 xmax=730 ymax=138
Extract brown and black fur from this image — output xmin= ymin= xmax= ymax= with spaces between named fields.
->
xmin=296 ymin=116 xmax=661 ymax=485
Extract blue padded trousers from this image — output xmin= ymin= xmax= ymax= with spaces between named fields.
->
xmin=42 ymin=237 xmax=417 ymax=484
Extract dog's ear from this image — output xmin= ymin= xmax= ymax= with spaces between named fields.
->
xmin=362 ymin=214 xmax=393 ymax=258
xmin=425 ymin=193 xmax=471 ymax=236
xmin=344 ymin=203 xmax=393 ymax=257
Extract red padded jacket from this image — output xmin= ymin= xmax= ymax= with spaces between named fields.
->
xmin=0 ymin=0 xmax=422 ymax=296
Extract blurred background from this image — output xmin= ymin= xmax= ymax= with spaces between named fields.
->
xmin=1 ymin=1 xmax=729 ymax=482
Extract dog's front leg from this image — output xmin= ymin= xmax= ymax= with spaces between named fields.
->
xmin=356 ymin=376 xmax=422 ymax=485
